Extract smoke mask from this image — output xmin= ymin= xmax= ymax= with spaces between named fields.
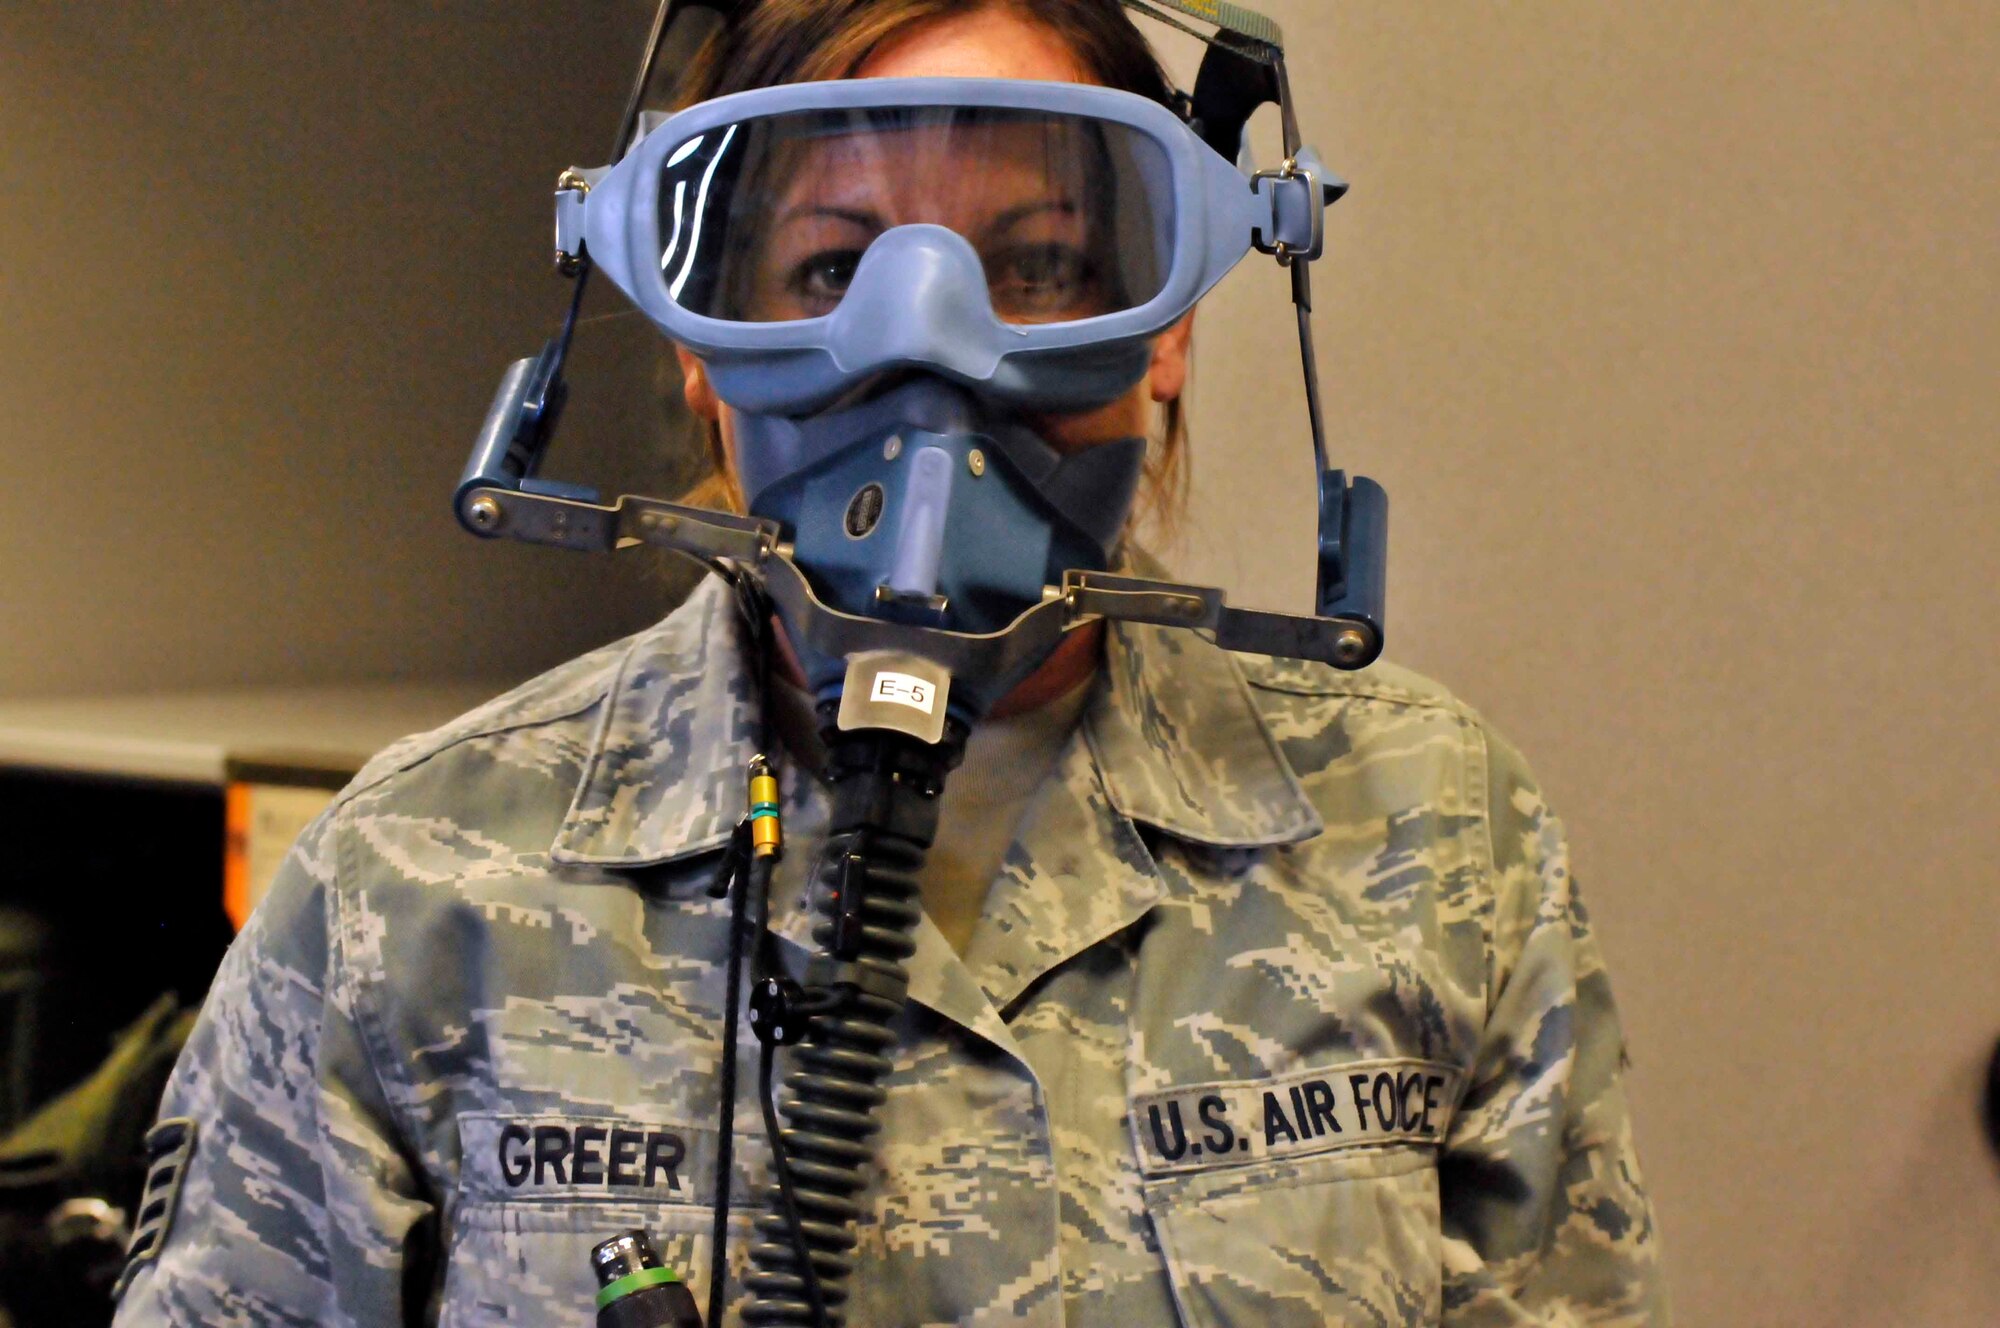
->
xmin=460 ymin=21 xmax=1387 ymax=730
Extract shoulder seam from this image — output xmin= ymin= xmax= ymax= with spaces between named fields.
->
xmin=325 ymin=641 xmax=638 ymax=812
xmin=1243 ymin=674 xmax=1472 ymax=712
xmin=1468 ymin=718 xmax=1501 ymax=1020
xmin=1240 ymin=668 xmax=1479 ymax=718
xmin=1232 ymin=653 xmax=1475 ymax=714
xmin=327 ymin=799 xmax=432 ymax=1173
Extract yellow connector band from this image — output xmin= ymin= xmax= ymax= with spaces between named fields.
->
xmin=748 ymin=761 xmax=781 ymax=858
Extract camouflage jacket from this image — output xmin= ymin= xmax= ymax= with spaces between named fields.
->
xmin=112 ymin=574 xmax=1668 ymax=1326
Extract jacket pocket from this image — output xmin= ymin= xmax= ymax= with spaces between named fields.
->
xmin=1143 ymin=1144 xmax=1442 ymax=1328
xmin=440 ymin=1197 xmax=742 ymax=1328
xmin=442 ymin=1110 xmax=766 ymax=1328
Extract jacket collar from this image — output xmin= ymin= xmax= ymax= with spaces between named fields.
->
xmin=550 ymin=572 xmax=1321 ymax=870
xmin=550 ymin=575 xmax=759 ymax=869
xmin=1087 ymin=618 xmax=1322 ymax=848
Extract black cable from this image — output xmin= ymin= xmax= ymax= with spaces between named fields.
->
xmin=730 ymin=573 xmax=779 ymax=759
xmin=612 ymin=0 xmax=681 ymax=163
xmin=760 ymin=1034 xmax=834 ymax=1328
xmin=703 ymin=568 xmax=783 ymax=1327
xmin=553 ymin=258 xmax=594 ymax=361
xmin=748 ymin=842 xmax=832 ymax=1328
xmin=1266 ymin=49 xmax=1332 ymax=481
xmin=705 ymin=823 xmax=753 ymax=1328
xmin=541 ymin=0 xmax=677 ymax=396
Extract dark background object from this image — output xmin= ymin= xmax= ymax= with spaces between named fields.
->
xmin=0 ymin=771 xmax=229 ymax=1120
xmin=1985 ymin=1037 xmax=2000 ymax=1166
xmin=0 ymin=769 xmax=224 ymax=1328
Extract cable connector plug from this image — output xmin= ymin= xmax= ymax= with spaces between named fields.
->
xmin=747 ymin=755 xmax=782 ymax=859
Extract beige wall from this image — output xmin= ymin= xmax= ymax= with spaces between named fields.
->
xmin=1171 ymin=4 xmax=1998 ymax=1323
xmin=4 ymin=3 xmax=1995 ymax=1323
xmin=0 ymin=5 xmax=673 ymax=696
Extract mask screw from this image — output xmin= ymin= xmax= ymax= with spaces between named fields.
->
xmin=465 ymin=495 xmax=505 ymax=532
xmin=967 ymin=449 xmax=986 ymax=477
xmin=1332 ymin=628 xmax=1369 ymax=667
xmin=883 ymin=436 xmax=902 ymax=461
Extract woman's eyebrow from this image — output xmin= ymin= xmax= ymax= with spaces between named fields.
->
xmin=984 ymin=199 xmax=1080 ymax=235
xmin=976 ymin=201 xmax=1088 ymax=245
xmin=775 ymin=204 xmax=883 ymax=231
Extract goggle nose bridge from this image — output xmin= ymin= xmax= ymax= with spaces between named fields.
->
xmin=825 ymin=224 xmax=1008 ymax=385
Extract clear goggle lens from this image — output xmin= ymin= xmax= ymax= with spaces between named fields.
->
xmin=655 ymin=106 xmax=1176 ymax=325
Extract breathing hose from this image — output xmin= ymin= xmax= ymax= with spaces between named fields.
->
xmin=740 ymin=724 xmax=961 ymax=1328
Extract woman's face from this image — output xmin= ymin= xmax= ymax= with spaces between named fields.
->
xmin=741 ymin=115 xmax=1130 ymax=327
xmin=677 ymin=5 xmax=1193 ymax=465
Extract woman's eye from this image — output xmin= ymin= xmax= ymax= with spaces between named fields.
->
xmin=987 ymin=244 xmax=1097 ymax=317
xmin=784 ymin=249 xmax=865 ymax=308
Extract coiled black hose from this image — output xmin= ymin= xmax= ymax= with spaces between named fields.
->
xmin=740 ymin=730 xmax=955 ymax=1327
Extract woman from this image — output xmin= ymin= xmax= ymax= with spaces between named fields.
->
xmin=111 ymin=3 xmax=1669 ymax=1325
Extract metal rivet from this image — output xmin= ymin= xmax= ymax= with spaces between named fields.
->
xmin=466 ymin=495 xmax=505 ymax=532
xmin=883 ymin=436 xmax=902 ymax=461
xmin=968 ymin=449 xmax=986 ymax=477
xmin=1333 ymin=628 xmax=1368 ymax=666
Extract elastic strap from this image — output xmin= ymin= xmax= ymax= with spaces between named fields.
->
xmin=1121 ymin=0 xmax=1284 ymax=47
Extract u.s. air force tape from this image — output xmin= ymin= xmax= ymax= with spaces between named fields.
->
xmin=1130 ymin=1057 xmax=1464 ymax=1176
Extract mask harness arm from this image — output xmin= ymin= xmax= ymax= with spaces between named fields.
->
xmin=1156 ymin=6 xmax=1389 ymax=643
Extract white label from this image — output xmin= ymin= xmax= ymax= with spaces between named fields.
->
xmin=869 ymin=671 xmax=936 ymax=714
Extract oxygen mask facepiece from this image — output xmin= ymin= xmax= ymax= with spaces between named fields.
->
xmin=742 ymin=374 xmax=1142 ymax=613
xmin=728 ymin=357 xmax=1150 ymax=711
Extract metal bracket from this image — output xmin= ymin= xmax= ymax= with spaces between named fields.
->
xmin=1252 ymin=153 xmax=1346 ymax=265
xmin=1065 ymin=570 xmax=1380 ymax=669
xmin=1064 ymin=572 xmax=1219 ymax=629
xmin=553 ymin=166 xmax=606 ymax=275
xmin=455 ymin=465 xmax=1382 ymax=673
xmin=457 ymin=485 xmax=778 ymax=562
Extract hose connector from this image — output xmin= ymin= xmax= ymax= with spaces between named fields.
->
xmin=748 ymin=755 xmax=782 ymax=859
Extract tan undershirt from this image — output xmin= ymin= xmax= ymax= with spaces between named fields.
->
xmin=769 ymin=673 xmax=1094 ymax=955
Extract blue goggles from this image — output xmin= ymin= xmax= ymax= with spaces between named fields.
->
xmin=565 ymin=77 xmax=1334 ymax=416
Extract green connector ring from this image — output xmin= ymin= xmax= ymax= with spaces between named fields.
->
xmin=595 ymin=1266 xmax=680 ymax=1309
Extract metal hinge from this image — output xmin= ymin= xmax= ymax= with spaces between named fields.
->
xmin=553 ymin=166 xmax=606 ymax=275
xmin=1251 ymin=150 xmax=1346 ymax=265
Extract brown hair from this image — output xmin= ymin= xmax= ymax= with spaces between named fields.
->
xmin=672 ymin=0 xmax=1190 ymax=533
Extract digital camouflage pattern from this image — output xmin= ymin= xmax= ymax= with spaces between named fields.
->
xmin=113 ymin=573 xmax=1668 ymax=1326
